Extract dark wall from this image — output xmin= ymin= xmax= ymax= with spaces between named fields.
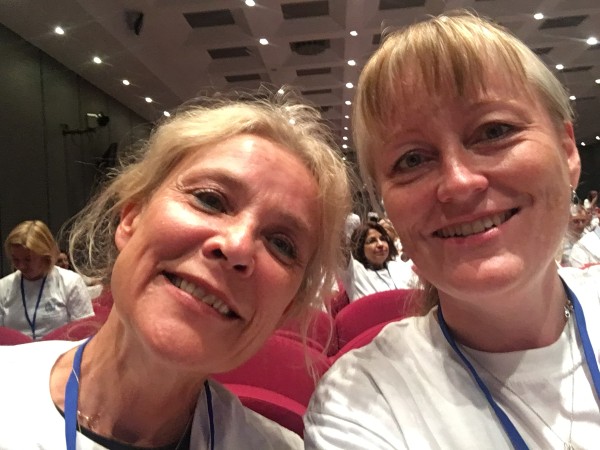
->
xmin=0 ymin=24 xmax=151 ymax=275
xmin=577 ymin=144 xmax=600 ymax=199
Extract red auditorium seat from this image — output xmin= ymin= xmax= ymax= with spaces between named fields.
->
xmin=277 ymin=308 xmax=334 ymax=354
xmin=334 ymin=289 xmax=416 ymax=349
xmin=40 ymin=316 xmax=105 ymax=341
xmin=213 ymin=334 xmax=330 ymax=407
xmin=224 ymin=383 xmax=306 ymax=437
xmin=331 ymin=320 xmax=396 ymax=363
xmin=0 ymin=327 xmax=33 ymax=345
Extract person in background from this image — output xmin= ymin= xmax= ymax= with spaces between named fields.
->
xmin=378 ymin=217 xmax=403 ymax=254
xmin=0 ymin=91 xmax=350 ymax=449
xmin=305 ymin=12 xmax=600 ymax=449
xmin=561 ymin=206 xmax=592 ymax=266
xmin=342 ymin=222 xmax=415 ymax=303
xmin=0 ymin=220 xmax=93 ymax=340
xmin=56 ymin=251 xmax=71 ymax=270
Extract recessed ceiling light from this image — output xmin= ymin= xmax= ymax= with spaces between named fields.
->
xmin=533 ymin=13 xmax=544 ymax=20
xmin=347 ymin=60 xmax=356 ymax=66
xmin=245 ymin=0 xmax=256 ymax=6
xmin=54 ymin=26 xmax=65 ymax=35
xmin=345 ymin=100 xmax=352 ymax=105
xmin=145 ymin=97 xmax=153 ymax=103
xmin=163 ymin=111 xmax=171 ymax=117
xmin=345 ymin=82 xmax=354 ymax=89
xmin=93 ymin=56 xmax=102 ymax=64
xmin=342 ymin=156 xmax=347 ymax=160
xmin=350 ymin=30 xmax=358 ymax=37
xmin=342 ymin=144 xmax=348 ymax=149
xmin=581 ymin=142 xmax=586 ymax=146
xmin=259 ymin=38 xmax=269 ymax=45
xmin=277 ymin=88 xmax=284 ymax=94
xmin=344 ymin=126 xmax=348 ymax=130
xmin=122 ymin=79 xmax=130 ymax=86
xmin=569 ymin=95 xmax=576 ymax=100
xmin=289 ymin=118 xmax=296 ymax=125
xmin=596 ymin=79 xmax=600 ymax=84
xmin=555 ymin=64 xmax=564 ymax=70
xmin=344 ymin=115 xmax=350 ymax=119
xmin=596 ymin=136 xmax=600 ymax=140
xmin=587 ymin=37 xmax=598 ymax=46
xmin=343 ymin=136 xmax=348 ymax=141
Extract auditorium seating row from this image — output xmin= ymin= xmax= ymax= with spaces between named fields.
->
xmin=0 ymin=288 xmax=418 ymax=437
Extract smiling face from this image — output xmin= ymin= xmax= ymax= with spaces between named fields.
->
xmin=363 ymin=229 xmax=389 ymax=268
xmin=111 ymin=134 xmax=320 ymax=373
xmin=372 ymin=71 xmax=580 ymax=301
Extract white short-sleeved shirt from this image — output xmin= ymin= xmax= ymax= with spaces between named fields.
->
xmin=0 ymin=340 xmax=303 ymax=449
xmin=305 ymin=266 xmax=600 ymax=449
xmin=0 ymin=266 xmax=94 ymax=339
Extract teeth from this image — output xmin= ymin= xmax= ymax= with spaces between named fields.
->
xmin=436 ymin=211 xmax=512 ymax=238
xmin=167 ymin=274 xmax=233 ymax=317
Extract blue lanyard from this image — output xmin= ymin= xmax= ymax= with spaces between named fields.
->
xmin=437 ymin=284 xmax=600 ymax=450
xmin=20 ymin=274 xmax=47 ymax=340
xmin=64 ymin=338 xmax=215 ymax=450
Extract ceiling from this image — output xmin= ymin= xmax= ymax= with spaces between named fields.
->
xmin=1 ymin=0 xmax=600 ymax=156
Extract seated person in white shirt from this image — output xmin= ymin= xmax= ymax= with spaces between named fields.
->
xmin=341 ymin=222 xmax=415 ymax=302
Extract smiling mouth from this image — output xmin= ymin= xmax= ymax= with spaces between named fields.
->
xmin=163 ymin=272 xmax=240 ymax=319
xmin=433 ymin=208 xmax=519 ymax=238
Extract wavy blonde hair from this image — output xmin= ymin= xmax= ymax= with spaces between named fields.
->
xmin=5 ymin=220 xmax=59 ymax=273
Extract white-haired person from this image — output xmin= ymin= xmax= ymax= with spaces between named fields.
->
xmin=0 ymin=90 xmax=350 ymax=449
xmin=305 ymin=12 xmax=600 ymax=449
xmin=1 ymin=220 xmax=93 ymax=340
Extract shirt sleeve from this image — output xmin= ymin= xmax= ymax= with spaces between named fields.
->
xmin=65 ymin=274 xmax=94 ymax=320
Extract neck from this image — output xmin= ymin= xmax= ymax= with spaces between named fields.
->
xmin=50 ymin=313 xmax=205 ymax=446
xmin=438 ymin=268 xmax=568 ymax=352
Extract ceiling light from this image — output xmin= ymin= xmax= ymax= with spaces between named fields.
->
xmin=145 ymin=97 xmax=153 ymax=103
xmin=596 ymin=136 xmax=600 ymax=140
xmin=277 ymin=88 xmax=284 ymax=94
xmin=122 ymin=79 xmax=130 ymax=86
xmin=587 ymin=37 xmax=598 ymax=46
xmin=533 ymin=13 xmax=544 ymax=20
xmin=596 ymin=79 xmax=600 ymax=84
xmin=350 ymin=31 xmax=358 ymax=37
xmin=245 ymin=0 xmax=256 ymax=6
xmin=344 ymin=126 xmax=348 ymax=130
xmin=259 ymin=38 xmax=269 ymax=45
xmin=54 ymin=26 xmax=65 ymax=35
xmin=289 ymin=119 xmax=296 ymax=125
xmin=342 ymin=144 xmax=348 ymax=149
xmin=93 ymin=56 xmax=102 ymax=64
xmin=343 ymin=136 xmax=348 ymax=141
xmin=345 ymin=82 xmax=354 ymax=89
xmin=342 ymin=156 xmax=347 ymax=161
xmin=347 ymin=60 xmax=356 ymax=66
xmin=581 ymin=142 xmax=586 ymax=146
xmin=163 ymin=111 xmax=171 ymax=117
xmin=344 ymin=115 xmax=350 ymax=119
xmin=570 ymin=95 xmax=576 ymax=100
xmin=555 ymin=64 xmax=564 ymax=70
xmin=345 ymin=100 xmax=352 ymax=105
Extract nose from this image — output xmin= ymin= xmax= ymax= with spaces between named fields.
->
xmin=204 ymin=221 xmax=256 ymax=276
xmin=436 ymin=152 xmax=488 ymax=203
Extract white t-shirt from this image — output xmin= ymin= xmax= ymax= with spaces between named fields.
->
xmin=569 ymin=228 xmax=600 ymax=268
xmin=0 ymin=340 xmax=302 ymax=449
xmin=0 ymin=266 xmax=94 ymax=339
xmin=305 ymin=266 xmax=600 ymax=449
xmin=342 ymin=257 xmax=417 ymax=302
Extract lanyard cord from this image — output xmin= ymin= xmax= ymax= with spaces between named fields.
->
xmin=20 ymin=274 xmax=47 ymax=340
xmin=437 ymin=283 xmax=599 ymax=450
xmin=65 ymin=339 xmax=215 ymax=450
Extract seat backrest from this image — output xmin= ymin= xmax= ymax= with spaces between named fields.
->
xmin=277 ymin=308 xmax=334 ymax=354
xmin=331 ymin=320 xmax=396 ymax=363
xmin=40 ymin=316 xmax=104 ymax=341
xmin=213 ymin=334 xmax=330 ymax=406
xmin=334 ymin=289 xmax=415 ymax=349
xmin=0 ymin=327 xmax=33 ymax=345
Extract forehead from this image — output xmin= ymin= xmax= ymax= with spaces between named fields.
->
xmin=10 ymin=245 xmax=32 ymax=258
xmin=366 ymin=229 xmax=382 ymax=239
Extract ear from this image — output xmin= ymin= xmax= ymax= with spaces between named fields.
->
xmin=561 ymin=122 xmax=581 ymax=188
xmin=114 ymin=203 xmax=142 ymax=251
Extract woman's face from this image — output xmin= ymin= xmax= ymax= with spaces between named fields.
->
xmin=111 ymin=134 xmax=321 ymax=374
xmin=363 ymin=228 xmax=389 ymax=267
xmin=10 ymin=245 xmax=47 ymax=281
xmin=372 ymin=71 xmax=580 ymax=301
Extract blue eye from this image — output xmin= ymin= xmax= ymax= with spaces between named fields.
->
xmin=268 ymin=235 xmax=297 ymax=262
xmin=393 ymin=150 xmax=433 ymax=172
xmin=194 ymin=190 xmax=226 ymax=213
xmin=481 ymin=123 xmax=513 ymax=141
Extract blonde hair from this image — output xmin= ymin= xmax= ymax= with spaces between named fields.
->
xmin=5 ymin=220 xmax=58 ymax=272
xmin=68 ymin=89 xmax=351 ymax=321
xmin=353 ymin=12 xmax=574 ymax=312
